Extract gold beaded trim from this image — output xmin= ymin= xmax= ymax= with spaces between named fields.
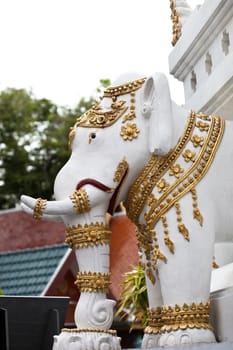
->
xmin=170 ymin=0 xmax=182 ymax=46
xmin=161 ymin=301 xmax=212 ymax=332
xmin=113 ymin=158 xmax=129 ymax=183
xmin=69 ymin=188 xmax=91 ymax=214
xmin=61 ymin=328 xmax=117 ymax=335
xmin=103 ymin=78 xmax=146 ymax=98
xmin=75 ymin=272 xmax=111 ymax=292
xmin=145 ymin=115 xmax=224 ymax=229
xmin=65 ymin=222 xmax=111 ymax=249
xmin=144 ymin=307 xmax=163 ymax=335
xmin=33 ymin=198 xmax=47 ymax=220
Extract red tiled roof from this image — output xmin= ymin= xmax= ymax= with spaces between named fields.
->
xmin=0 ymin=210 xmax=139 ymax=301
xmin=0 ymin=210 xmax=65 ymax=252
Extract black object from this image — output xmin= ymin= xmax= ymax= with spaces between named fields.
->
xmin=0 ymin=296 xmax=69 ymax=350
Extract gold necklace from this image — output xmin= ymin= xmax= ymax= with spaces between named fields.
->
xmin=125 ymin=111 xmax=197 ymax=223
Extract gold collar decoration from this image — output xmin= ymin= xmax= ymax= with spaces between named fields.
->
xmin=125 ymin=111 xmax=225 ymax=283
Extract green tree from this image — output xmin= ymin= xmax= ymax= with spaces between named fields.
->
xmin=0 ymin=86 xmax=101 ymax=209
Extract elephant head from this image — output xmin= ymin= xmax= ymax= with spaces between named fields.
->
xmin=21 ymin=72 xmax=180 ymax=222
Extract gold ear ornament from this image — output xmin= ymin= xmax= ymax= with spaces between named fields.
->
xmin=69 ymin=188 xmax=91 ymax=214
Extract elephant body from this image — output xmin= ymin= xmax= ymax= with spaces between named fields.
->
xmin=21 ymin=72 xmax=233 ymax=348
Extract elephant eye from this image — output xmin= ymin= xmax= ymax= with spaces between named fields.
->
xmin=89 ymin=132 xmax=96 ymax=144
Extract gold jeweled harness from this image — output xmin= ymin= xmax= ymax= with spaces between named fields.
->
xmin=125 ymin=111 xmax=225 ymax=283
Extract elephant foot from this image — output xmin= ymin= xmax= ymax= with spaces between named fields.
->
xmin=141 ymin=333 xmax=160 ymax=348
xmin=159 ymin=328 xmax=216 ymax=347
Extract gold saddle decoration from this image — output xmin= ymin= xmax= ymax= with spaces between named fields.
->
xmin=125 ymin=111 xmax=225 ymax=283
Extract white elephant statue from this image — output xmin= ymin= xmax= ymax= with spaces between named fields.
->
xmin=21 ymin=72 xmax=233 ymax=348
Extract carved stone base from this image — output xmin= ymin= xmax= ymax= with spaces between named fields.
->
xmin=159 ymin=328 xmax=216 ymax=347
xmin=141 ymin=333 xmax=160 ymax=348
xmin=52 ymin=328 xmax=121 ymax=350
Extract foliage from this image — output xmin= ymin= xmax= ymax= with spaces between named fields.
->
xmin=116 ymin=265 xmax=148 ymax=330
xmin=0 ymin=80 xmax=109 ymax=209
xmin=0 ymin=288 xmax=3 ymax=295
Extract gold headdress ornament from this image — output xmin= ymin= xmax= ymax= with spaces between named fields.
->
xmin=74 ymin=77 xmax=146 ymax=129
xmin=170 ymin=0 xmax=182 ymax=46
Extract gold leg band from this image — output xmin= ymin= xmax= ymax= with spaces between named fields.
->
xmin=33 ymin=198 xmax=47 ymax=220
xmin=144 ymin=307 xmax=163 ymax=335
xmin=144 ymin=301 xmax=212 ymax=334
xmin=160 ymin=301 xmax=212 ymax=333
xmin=75 ymin=271 xmax=111 ymax=293
xmin=65 ymin=222 xmax=111 ymax=249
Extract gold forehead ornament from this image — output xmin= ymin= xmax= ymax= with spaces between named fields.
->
xmin=73 ymin=77 xmax=146 ymax=129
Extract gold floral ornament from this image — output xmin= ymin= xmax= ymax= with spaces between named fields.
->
xmin=196 ymin=120 xmax=209 ymax=132
xmin=157 ymin=179 xmax=170 ymax=193
xmin=75 ymin=271 xmax=111 ymax=292
xmin=120 ymin=123 xmax=140 ymax=141
xmin=33 ymin=198 xmax=47 ymax=220
xmin=169 ymin=164 xmax=184 ymax=178
xmin=69 ymin=188 xmax=91 ymax=214
xmin=182 ymin=149 xmax=196 ymax=162
xmin=191 ymin=134 xmax=204 ymax=148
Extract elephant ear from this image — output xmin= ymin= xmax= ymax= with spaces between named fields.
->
xmin=142 ymin=72 xmax=174 ymax=155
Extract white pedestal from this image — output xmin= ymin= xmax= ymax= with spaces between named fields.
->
xmin=53 ymin=328 xmax=121 ymax=350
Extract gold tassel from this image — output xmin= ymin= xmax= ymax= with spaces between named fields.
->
xmin=178 ymin=223 xmax=190 ymax=241
xmin=191 ymin=188 xmax=204 ymax=226
xmin=146 ymin=268 xmax=156 ymax=284
xmin=157 ymin=250 xmax=168 ymax=263
xmin=193 ymin=208 xmax=204 ymax=226
xmin=164 ymin=236 xmax=175 ymax=254
xmin=212 ymin=256 xmax=219 ymax=269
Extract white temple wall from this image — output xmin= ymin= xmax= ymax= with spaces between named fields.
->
xmin=169 ymin=0 xmax=233 ymax=120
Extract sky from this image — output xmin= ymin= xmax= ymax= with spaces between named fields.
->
xmin=0 ymin=0 xmax=204 ymax=108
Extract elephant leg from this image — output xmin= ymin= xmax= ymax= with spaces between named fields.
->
xmin=74 ymin=243 xmax=115 ymax=330
xmin=141 ymin=270 xmax=163 ymax=348
xmin=157 ymin=209 xmax=216 ymax=347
